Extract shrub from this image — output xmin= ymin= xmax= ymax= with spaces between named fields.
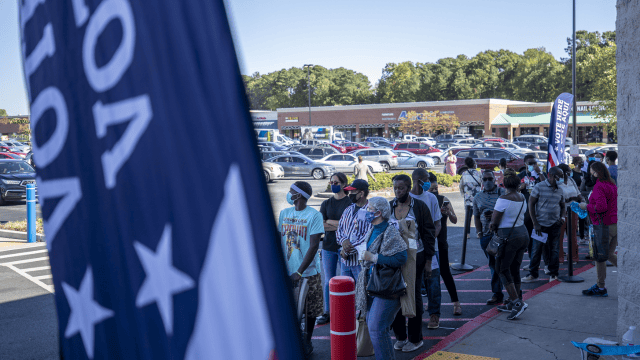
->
xmin=326 ymin=170 xmax=460 ymax=192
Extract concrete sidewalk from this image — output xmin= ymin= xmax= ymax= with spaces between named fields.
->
xmin=444 ymin=265 xmax=622 ymax=360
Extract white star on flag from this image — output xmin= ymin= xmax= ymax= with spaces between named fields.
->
xmin=134 ymin=223 xmax=195 ymax=335
xmin=61 ymin=267 xmax=114 ymax=359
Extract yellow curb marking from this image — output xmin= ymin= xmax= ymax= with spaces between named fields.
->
xmin=425 ymin=352 xmax=499 ymax=360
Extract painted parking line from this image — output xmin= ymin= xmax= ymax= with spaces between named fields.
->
xmin=0 ymin=256 xmax=49 ymax=265
xmin=4 ymin=264 xmax=53 ymax=293
xmin=33 ymin=274 xmax=52 ymax=280
xmin=23 ymin=265 xmax=50 ymax=272
xmin=0 ymin=242 xmax=46 ymax=252
xmin=0 ymin=249 xmax=48 ymax=259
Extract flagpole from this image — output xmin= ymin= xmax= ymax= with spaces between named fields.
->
xmin=572 ymin=0 xmax=577 ymax=144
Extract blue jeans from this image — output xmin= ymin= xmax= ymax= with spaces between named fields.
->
xmin=367 ymin=296 xmax=401 ymax=360
xmin=480 ymin=235 xmax=504 ymax=299
xmin=425 ymin=265 xmax=441 ymax=316
xmin=322 ymin=250 xmax=340 ymax=314
xmin=341 ymin=263 xmax=361 ymax=282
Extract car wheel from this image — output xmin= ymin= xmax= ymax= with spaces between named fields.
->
xmin=0 ymin=193 xmax=6 ymax=206
xmin=433 ymin=157 xmax=441 ymax=165
xmin=264 ymin=170 xmax=271 ymax=183
xmin=312 ymin=169 xmax=324 ymax=179
xmin=417 ymin=161 xmax=426 ymax=169
xmin=380 ymin=162 xmax=390 ymax=172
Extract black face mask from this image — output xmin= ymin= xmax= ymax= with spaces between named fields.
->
xmin=483 ymin=181 xmax=496 ymax=191
xmin=349 ymin=192 xmax=360 ymax=203
xmin=397 ymin=192 xmax=409 ymax=203
xmin=431 ymin=190 xmax=439 ymax=196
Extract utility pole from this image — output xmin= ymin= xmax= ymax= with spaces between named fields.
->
xmin=303 ymin=64 xmax=313 ymax=126
xmin=572 ymin=0 xmax=577 ymax=145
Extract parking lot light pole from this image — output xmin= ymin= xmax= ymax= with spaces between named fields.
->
xmin=303 ymin=64 xmax=313 ymax=126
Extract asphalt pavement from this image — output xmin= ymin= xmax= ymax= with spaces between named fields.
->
xmin=0 ymin=200 xmax=43 ymax=223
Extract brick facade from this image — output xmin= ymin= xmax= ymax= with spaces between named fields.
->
xmin=616 ymin=0 xmax=640 ymax=341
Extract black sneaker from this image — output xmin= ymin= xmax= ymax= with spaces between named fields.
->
xmin=486 ymin=295 xmax=504 ymax=305
xmin=582 ymin=284 xmax=608 ymax=297
xmin=507 ymin=300 xmax=528 ymax=320
xmin=497 ymin=300 xmax=513 ymax=312
xmin=421 ymin=288 xmax=428 ymax=297
xmin=315 ymin=313 xmax=330 ymax=325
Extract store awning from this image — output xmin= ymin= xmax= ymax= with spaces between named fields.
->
xmin=492 ymin=113 xmax=607 ymax=126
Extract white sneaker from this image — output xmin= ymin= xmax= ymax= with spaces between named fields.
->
xmin=549 ymin=276 xmax=559 ymax=282
xmin=544 ymin=266 xmax=550 ymax=275
xmin=521 ymin=275 xmax=539 ymax=283
xmin=402 ymin=341 xmax=424 ymax=352
xmin=394 ymin=339 xmax=408 ymax=351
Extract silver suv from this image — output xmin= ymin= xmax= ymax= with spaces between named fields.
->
xmin=351 ymin=148 xmax=399 ymax=172
xmin=300 ymin=139 xmax=328 ymax=147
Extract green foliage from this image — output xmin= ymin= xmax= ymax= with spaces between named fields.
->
xmin=0 ymin=109 xmax=6 ymax=116
xmin=326 ymin=171 xmax=461 ymax=192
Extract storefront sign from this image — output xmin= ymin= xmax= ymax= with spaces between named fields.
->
xmin=285 ymin=117 xmax=299 ymax=122
xmin=382 ymin=117 xmax=396 ymax=120
xmin=577 ymin=105 xmax=604 ymax=112
xmin=381 ymin=113 xmax=394 ymax=116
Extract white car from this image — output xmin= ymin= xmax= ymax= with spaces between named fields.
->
xmin=319 ymin=154 xmax=383 ymax=174
xmin=436 ymin=145 xmax=469 ymax=164
xmin=393 ymin=150 xmax=435 ymax=169
xmin=416 ymin=137 xmax=436 ymax=146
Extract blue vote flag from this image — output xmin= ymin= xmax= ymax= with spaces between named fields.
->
xmin=20 ymin=0 xmax=302 ymax=359
xmin=546 ymin=92 xmax=574 ymax=170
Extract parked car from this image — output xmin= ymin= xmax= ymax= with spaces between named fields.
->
xmin=585 ymin=145 xmax=618 ymax=158
xmin=403 ymin=135 xmax=418 ymax=142
xmin=416 ymin=137 xmax=436 ymax=146
xmin=257 ymin=141 xmax=288 ymax=151
xmin=365 ymin=137 xmax=388 ymax=143
xmin=0 ymin=146 xmax=26 ymax=158
xmin=453 ymin=134 xmax=474 ymax=139
xmin=513 ymin=135 xmax=549 ymax=151
xmin=342 ymin=142 xmax=370 ymax=153
xmin=24 ymin=152 xmax=35 ymax=168
xmin=435 ymin=145 xmax=469 ymax=164
xmin=4 ymin=141 xmax=30 ymax=153
xmin=454 ymin=148 xmax=526 ymax=173
xmin=319 ymin=154 xmax=384 ymax=173
xmin=393 ymin=142 xmax=441 ymax=157
xmin=351 ymin=148 xmax=399 ymax=172
xmin=0 ymin=153 xmax=22 ymax=160
xmin=455 ymin=138 xmax=481 ymax=146
xmin=372 ymin=139 xmax=396 ymax=148
xmin=393 ymin=150 xmax=435 ymax=169
xmin=362 ymin=141 xmax=381 ymax=148
xmin=473 ymin=142 xmax=523 ymax=151
xmin=260 ymin=151 xmax=289 ymax=161
xmin=512 ymin=140 xmax=541 ymax=151
xmin=300 ymin=139 xmax=329 ymax=147
xmin=262 ymin=161 xmax=284 ymax=183
xmin=480 ymin=137 xmax=510 ymax=143
xmin=265 ymin=154 xmax=335 ymax=179
xmin=296 ymin=147 xmax=340 ymax=160
xmin=0 ymin=160 xmax=36 ymax=204
xmin=435 ymin=134 xmax=455 ymax=142
xmin=315 ymin=142 xmax=347 ymax=153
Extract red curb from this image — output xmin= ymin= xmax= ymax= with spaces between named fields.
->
xmin=412 ymin=263 xmax=595 ymax=360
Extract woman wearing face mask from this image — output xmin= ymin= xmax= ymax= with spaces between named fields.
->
xmin=557 ymin=164 xmax=584 ymax=264
xmin=317 ymin=173 xmax=352 ymax=325
xmin=445 ymin=150 xmax=457 ymax=176
xmin=355 ymin=197 xmax=408 ymax=360
xmin=572 ymin=157 xmax=587 ymax=244
xmin=389 ymin=174 xmax=437 ymax=352
xmin=579 ymin=162 xmax=617 ymax=297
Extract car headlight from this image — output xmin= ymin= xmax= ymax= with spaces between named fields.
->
xmin=1 ymin=179 xmax=20 ymax=185
xmin=269 ymin=166 xmax=274 ymax=171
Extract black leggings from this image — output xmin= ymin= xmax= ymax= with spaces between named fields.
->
xmin=438 ymin=239 xmax=459 ymax=302
xmin=495 ymin=225 xmax=529 ymax=287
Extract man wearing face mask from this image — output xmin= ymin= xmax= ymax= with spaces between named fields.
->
xmin=473 ymin=170 xmax=506 ymax=304
xmin=278 ymin=181 xmax=325 ymax=356
xmin=518 ymin=154 xmax=547 ymax=262
xmin=522 ymin=167 xmax=566 ymax=283
xmin=336 ymin=179 xmax=372 ymax=281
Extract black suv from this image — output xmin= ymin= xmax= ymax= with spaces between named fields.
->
xmin=0 ymin=160 xmax=36 ymax=204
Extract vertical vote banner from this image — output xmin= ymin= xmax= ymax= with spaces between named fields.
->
xmin=546 ymin=93 xmax=574 ymax=170
xmin=20 ymin=0 xmax=302 ymax=359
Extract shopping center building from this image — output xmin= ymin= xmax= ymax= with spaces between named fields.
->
xmin=270 ymin=99 xmax=609 ymax=143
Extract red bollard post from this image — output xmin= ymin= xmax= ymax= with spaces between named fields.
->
xmin=329 ymin=276 xmax=356 ymax=360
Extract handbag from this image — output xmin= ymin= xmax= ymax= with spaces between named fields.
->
xmin=592 ymin=213 xmax=610 ymax=262
xmin=366 ymin=264 xmax=407 ymax=299
xmin=486 ymin=200 xmax=525 ymax=258
xmin=356 ymin=311 xmax=374 ymax=357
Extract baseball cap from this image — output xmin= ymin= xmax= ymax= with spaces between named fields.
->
xmin=344 ymin=179 xmax=369 ymax=191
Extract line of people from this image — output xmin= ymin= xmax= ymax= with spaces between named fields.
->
xmin=277 ymin=169 xmax=459 ymax=360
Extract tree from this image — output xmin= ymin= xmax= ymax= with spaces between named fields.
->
xmin=399 ymin=110 xmax=460 ymax=136
xmin=375 ymin=62 xmax=421 ymax=103
xmin=512 ymin=48 xmax=565 ymax=102
xmin=582 ymin=43 xmax=617 ymax=136
xmin=0 ymin=109 xmax=6 ymax=117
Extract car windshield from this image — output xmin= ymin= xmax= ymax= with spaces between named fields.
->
xmin=297 ymin=155 xmax=314 ymax=163
xmin=0 ymin=162 xmax=34 ymax=174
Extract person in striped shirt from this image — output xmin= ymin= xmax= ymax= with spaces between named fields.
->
xmin=336 ymin=179 xmax=372 ymax=281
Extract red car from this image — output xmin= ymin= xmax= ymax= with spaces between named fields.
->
xmin=393 ymin=142 xmax=441 ymax=156
xmin=343 ymin=142 xmax=369 ymax=153
xmin=453 ymin=147 xmax=526 ymax=174
xmin=327 ymin=143 xmax=347 ymax=154
xmin=0 ymin=153 xmax=21 ymax=160
xmin=480 ymin=138 xmax=509 ymax=143
xmin=0 ymin=147 xmax=25 ymax=158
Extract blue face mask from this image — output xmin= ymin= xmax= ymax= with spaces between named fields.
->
xmin=557 ymin=177 xmax=564 ymax=185
xmin=421 ymin=181 xmax=431 ymax=192
xmin=365 ymin=211 xmax=378 ymax=223
xmin=331 ymin=184 xmax=341 ymax=193
xmin=588 ymin=157 xmax=595 ymax=162
xmin=286 ymin=192 xmax=297 ymax=205
xmin=527 ymin=165 xmax=535 ymax=172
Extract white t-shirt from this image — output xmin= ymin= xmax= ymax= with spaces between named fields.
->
xmin=494 ymin=197 xmax=527 ymax=229
xmin=409 ymin=191 xmax=441 ymax=252
xmin=559 ymin=177 xmax=580 ymax=209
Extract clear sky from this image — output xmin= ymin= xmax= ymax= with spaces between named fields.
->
xmin=0 ymin=0 xmax=616 ymax=116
